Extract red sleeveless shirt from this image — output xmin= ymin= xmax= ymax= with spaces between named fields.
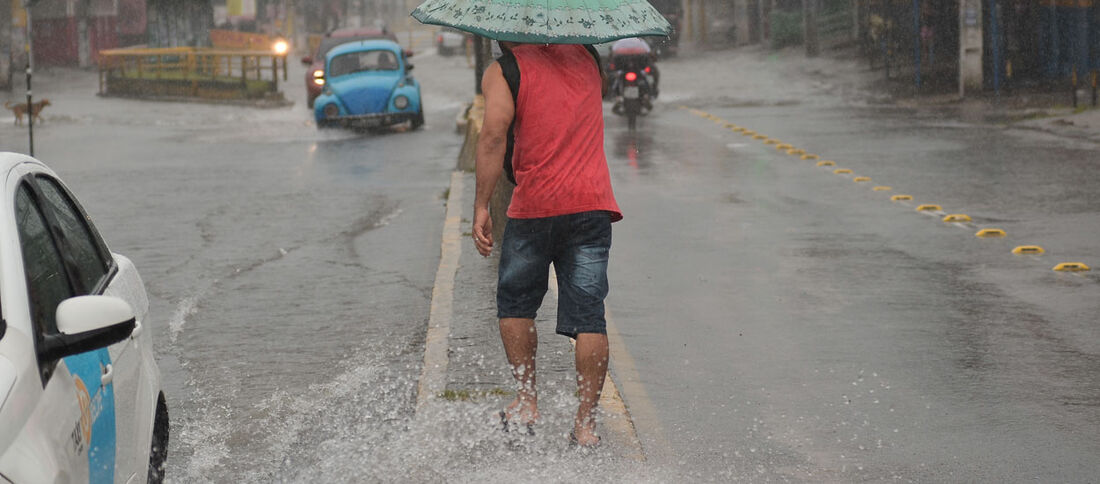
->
xmin=507 ymin=44 xmax=622 ymax=222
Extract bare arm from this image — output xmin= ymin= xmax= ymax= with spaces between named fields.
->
xmin=472 ymin=61 xmax=515 ymax=257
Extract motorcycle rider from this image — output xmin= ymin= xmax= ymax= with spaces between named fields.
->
xmin=608 ymin=37 xmax=660 ymax=104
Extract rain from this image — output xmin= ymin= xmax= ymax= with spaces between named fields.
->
xmin=1 ymin=0 xmax=1098 ymax=482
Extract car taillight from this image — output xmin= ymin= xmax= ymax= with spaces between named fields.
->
xmin=437 ymin=35 xmax=443 ymax=44
xmin=625 ymin=72 xmax=638 ymax=82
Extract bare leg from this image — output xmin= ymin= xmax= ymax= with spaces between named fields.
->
xmin=500 ymin=317 xmax=539 ymax=424
xmin=573 ymin=332 xmax=608 ymax=446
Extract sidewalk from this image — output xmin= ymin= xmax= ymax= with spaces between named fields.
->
xmin=665 ymin=42 xmax=1100 ymax=146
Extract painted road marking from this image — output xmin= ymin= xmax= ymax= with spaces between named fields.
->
xmin=681 ymin=109 xmax=1092 ymax=277
xmin=417 ymin=171 xmax=464 ymax=413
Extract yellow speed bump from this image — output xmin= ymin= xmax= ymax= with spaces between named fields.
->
xmin=833 ymin=168 xmax=853 ymax=174
xmin=742 ymin=130 xmax=757 ymax=136
xmin=724 ymin=123 xmax=739 ymax=129
xmin=891 ymin=194 xmax=913 ymax=201
xmin=975 ymin=228 xmax=1007 ymax=238
xmin=764 ymin=139 xmax=780 ymax=145
xmin=873 ymin=186 xmax=892 ymax=191
xmin=816 ymin=160 xmax=836 ymax=167
xmin=916 ymin=204 xmax=942 ymax=212
xmin=787 ymin=148 xmax=806 ymax=155
xmin=776 ymin=144 xmax=793 ymax=150
xmin=753 ymin=134 xmax=768 ymax=140
xmin=1012 ymin=245 xmax=1045 ymax=255
xmin=732 ymin=127 xmax=747 ymax=133
xmin=853 ymin=176 xmax=872 ymax=182
xmin=801 ymin=154 xmax=820 ymax=160
xmin=1053 ymin=262 xmax=1090 ymax=272
xmin=942 ymin=214 xmax=972 ymax=223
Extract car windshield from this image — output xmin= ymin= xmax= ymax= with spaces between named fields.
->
xmin=317 ymin=36 xmax=382 ymax=59
xmin=328 ymin=50 xmax=400 ymax=77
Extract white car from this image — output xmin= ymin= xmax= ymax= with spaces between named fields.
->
xmin=0 ymin=153 xmax=167 ymax=483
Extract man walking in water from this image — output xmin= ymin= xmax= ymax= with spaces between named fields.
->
xmin=471 ymin=41 xmax=621 ymax=448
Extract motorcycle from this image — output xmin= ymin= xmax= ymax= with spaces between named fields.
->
xmin=611 ymin=63 xmax=655 ymax=130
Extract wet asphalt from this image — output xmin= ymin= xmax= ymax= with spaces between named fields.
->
xmin=0 ymin=43 xmax=1097 ymax=482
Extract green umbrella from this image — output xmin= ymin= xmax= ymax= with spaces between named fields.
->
xmin=411 ymin=0 xmax=673 ymax=45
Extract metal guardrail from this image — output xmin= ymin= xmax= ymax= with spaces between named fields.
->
xmin=97 ymin=47 xmax=288 ymax=100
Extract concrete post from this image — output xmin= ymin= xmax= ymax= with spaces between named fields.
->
xmin=958 ymin=0 xmax=983 ymax=96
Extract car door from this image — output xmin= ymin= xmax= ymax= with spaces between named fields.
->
xmin=31 ymin=173 xmax=146 ymax=483
xmin=9 ymin=179 xmax=116 ymax=483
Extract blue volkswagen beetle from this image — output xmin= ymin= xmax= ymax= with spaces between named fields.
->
xmin=314 ymin=39 xmax=423 ymax=130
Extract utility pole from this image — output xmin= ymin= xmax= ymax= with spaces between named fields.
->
xmin=803 ymin=0 xmax=819 ymax=57
xmin=24 ymin=0 xmax=35 ymax=156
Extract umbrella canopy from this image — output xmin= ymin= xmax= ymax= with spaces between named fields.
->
xmin=411 ymin=0 xmax=673 ymax=45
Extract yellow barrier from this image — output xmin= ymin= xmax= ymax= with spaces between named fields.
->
xmin=98 ymin=47 xmax=288 ymax=100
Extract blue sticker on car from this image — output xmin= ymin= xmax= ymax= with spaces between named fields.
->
xmin=63 ymin=349 xmax=116 ymax=483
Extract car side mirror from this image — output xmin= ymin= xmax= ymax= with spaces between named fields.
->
xmin=405 ymin=49 xmax=415 ymax=58
xmin=39 ymin=296 xmax=136 ymax=361
xmin=300 ymin=56 xmax=312 ymax=65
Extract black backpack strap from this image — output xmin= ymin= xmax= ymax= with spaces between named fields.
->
xmin=498 ymin=48 xmax=520 ymax=185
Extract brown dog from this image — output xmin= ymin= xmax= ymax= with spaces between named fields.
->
xmin=5 ymin=99 xmax=50 ymax=126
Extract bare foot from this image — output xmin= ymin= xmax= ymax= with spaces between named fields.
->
xmin=504 ymin=396 xmax=539 ymax=426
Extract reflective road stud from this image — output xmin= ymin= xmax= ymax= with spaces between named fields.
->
xmin=975 ymin=228 xmax=1006 ymax=238
xmin=776 ymin=144 xmax=793 ymax=150
xmin=834 ymin=168 xmax=853 ymax=174
xmin=742 ymin=130 xmax=756 ymax=136
xmin=1053 ymin=262 xmax=1090 ymax=272
xmin=801 ymin=154 xmax=820 ymax=160
xmin=873 ymin=186 xmax=892 ymax=191
xmin=891 ymin=194 xmax=913 ymax=201
xmin=853 ymin=176 xmax=872 ymax=182
xmin=942 ymin=214 xmax=972 ymax=222
xmin=916 ymin=204 xmax=942 ymax=212
xmin=753 ymin=134 xmax=768 ymax=140
xmin=1013 ymin=246 xmax=1045 ymax=255
xmin=764 ymin=139 xmax=780 ymax=145
xmin=816 ymin=160 xmax=836 ymax=167
xmin=788 ymin=148 xmax=806 ymax=155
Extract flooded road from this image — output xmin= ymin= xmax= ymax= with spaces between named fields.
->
xmin=2 ymin=42 xmax=1097 ymax=482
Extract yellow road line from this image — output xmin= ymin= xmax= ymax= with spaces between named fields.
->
xmin=416 ymin=171 xmax=464 ymax=414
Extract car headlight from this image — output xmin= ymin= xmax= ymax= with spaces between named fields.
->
xmin=394 ymin=95 xmax=409 ymax=110
xmin=322 ymin=103 xmax=340 ymax=118
xmin=313 ymin=70 xmax=325 ymax=86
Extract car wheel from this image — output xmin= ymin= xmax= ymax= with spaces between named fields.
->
xmin=147 ymin=394 xmax=169 ymax=484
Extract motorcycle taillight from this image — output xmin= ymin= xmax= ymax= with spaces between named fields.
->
xmin=625 ymin=72 xmax=638 ymax=82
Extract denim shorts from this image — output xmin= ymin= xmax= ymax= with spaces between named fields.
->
xmin=497 ymin=211 xmax=613 ymax=338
